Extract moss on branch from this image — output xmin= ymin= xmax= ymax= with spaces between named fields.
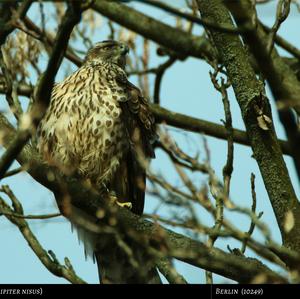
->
xmin=196 ymin=0 xmax=300 ymax=255
xmin=0 ymin=112 xmax=287 ymax=283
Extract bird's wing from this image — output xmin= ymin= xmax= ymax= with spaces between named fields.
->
xmin=94 ymin=74 xmax=162 ymax=283
xmin=113 ymin=74 xmax=157 ymax=215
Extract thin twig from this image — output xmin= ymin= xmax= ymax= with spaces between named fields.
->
xmin=0 ymin=210 xmax=61 ymax=220
xmin=241 ymin=174 xmax=263 ymax=254
xmin=205 ymin=68 xmax=232 ymax=283
xmin=266 ymin=0 xmax=291 ymax=54
xmin=2 ymin=167 xmax=24 ymax=178
xmin=0 ymin=194 xmax=86 ymax=284
xmin=261 ymin=22 xmax=300 ymax=60
xmin=154 ymin=56 xmax=177 ymax=104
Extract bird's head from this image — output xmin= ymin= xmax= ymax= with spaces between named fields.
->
xmin=84 ymin=40 xmax=129 ymax=69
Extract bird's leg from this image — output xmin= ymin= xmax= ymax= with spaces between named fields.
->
xmin=108 ymin=191 xmax=132 ymax=210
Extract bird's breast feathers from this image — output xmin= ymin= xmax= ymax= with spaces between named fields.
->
xmin=37 ymin=63 xmax=129 ymax=182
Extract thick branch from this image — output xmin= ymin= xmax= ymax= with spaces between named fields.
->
xmin=22 ymin=16 xmax=82 ymax=67
xmin=92 ymin=0 xmax=215 ymax=61
xmin=151 ymin=104 xmax=291 ymax=155
xmin=0 ymin=0 xmax=32 ymax=45
xmin=196 ymin=0 xmax=300 ymax=255
xmin=0 ymin=196 xmax=86 ymax=284
xmin=0 ymin=3 xmax=82 ymax=180
xmin=226 ymin=1 xmax=300 ymax=182
xmin=128 ymin=0 xmax=253 ymax=34
xmin=0 ymin=113 xmax=287 ymax=283
xmin=0 ymin=82 xmax=291 ymax=156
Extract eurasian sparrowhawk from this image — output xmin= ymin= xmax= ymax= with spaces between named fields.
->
xmin=37 ymin=40 xmax=159 ymax=283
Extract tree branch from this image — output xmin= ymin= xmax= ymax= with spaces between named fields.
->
xmin=225 ymin=0 xmax=300 ymax=182
xmin=0 ymin=112 xmax=287 ymax=283
xmin=92 ymin=0 xmax=216 ymax=61
xmin=22 ymin=16 xmax=82 ymax=67
xmin=0 ymin=81 xmax=292 ymax=156
xmin=156 ymin=258 xmax=187 ymax=284
xmin=125 ymin=0 xmax=254 ymax=34
xmin=0 ymin=190 xmax=86 ymax=284
xmin=151 ymin=104 xmax=291 ymax=155
xmin=196 ymin=0 xmax=300 ymax=256
xmin=0 ymin=0 xmax=33 ymax=45
xmin=261 ymin=22 xmax=300 ymax=60
xmin=0 ymin=3 xmax=82 ymax=180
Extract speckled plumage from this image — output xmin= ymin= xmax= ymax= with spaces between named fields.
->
xmin=37 ymin=40 xmax=159 ymax=283
xmin=37 ymin=40 xmax=156 ymax=214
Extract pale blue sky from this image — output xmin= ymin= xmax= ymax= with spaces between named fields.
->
xmin=0 ymin=0 xmax=299 ymax=284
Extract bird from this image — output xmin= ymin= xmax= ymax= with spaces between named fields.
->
xmin=37 ymin=40 xmax=160 ymax=283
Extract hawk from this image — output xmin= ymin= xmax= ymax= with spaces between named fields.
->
xmin=37 ymin=40 xmax=159 ymax=283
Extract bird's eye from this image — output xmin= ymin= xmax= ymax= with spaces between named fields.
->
xmin=102 ymin=45 xmax=113 ymax=51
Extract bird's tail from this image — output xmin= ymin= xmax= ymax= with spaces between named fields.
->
xmin=70 ymin=205 xmax=161 ymax=284
xmin=94 ymin=235 xmax=162 ymax=284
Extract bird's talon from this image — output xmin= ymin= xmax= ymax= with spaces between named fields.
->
xmin=108 ymin=194 xmax=132 ymax=210
xmin=116 ymin=201 xmax=132 ymax=210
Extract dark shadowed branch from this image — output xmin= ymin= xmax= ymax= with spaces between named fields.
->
xmin=0 ymin=112 xmax=289 ymax=283
xmin=0 ymin=3 xmax=82 ymax=180
xmin=196 ymin=0 xmax=300 ymax=256
xmin=124 ymin=0 xmax=254 ymax=34
xmin=225 ymin=0 xmax=300 ymax=182
xmin=92 ymin=0 xmax=216 ymax=61
xmin=0 ymin=0 xmax=33 ymax=45
xmin=153 ymin=56 xmax=177 ymax=104
xmin=0 ymin=187 xmax=86 ymax=284
xmin=0 ymin=80 xmax=292 ymax=156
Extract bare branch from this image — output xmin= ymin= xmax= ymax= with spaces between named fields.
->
xmin=0 ymin=3 xmax=82 ymax=180
xmin=266 ymin=0 xmax=291 ymax=54
xmin=153 ymin=56 xmax=177 ymax=104
xmin=156 ymin=258 xmax=188 ymax=284
xmin=0 ymin=0 xmax=33 ymax=45
xmin=0 ymin=112 xmax=288 ymax=283
xmin=0 ymin=187 xmax=86 ymax=284
xmin=1 ymin=167 xmax=24 ymax=179
xmin=92 ymin=0 xmax=216 ymax=61
xmin=151 ymin=104 xmax=291 ymax=155
xmin=124 ymin=0 xmax=254 ymax=34
xmin=241 ymin=174 xmax=263 ymax=254
xmin=197 ymin=0 xmax=300 ymax=255
xmin=261 ymin=22 xmax=300 ymax=60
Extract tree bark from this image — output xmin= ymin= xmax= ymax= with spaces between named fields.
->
xmin=196 ymin=0 xmax=300 ymax=257
xmin=0 ymin=112 xmax=287 ymax=283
